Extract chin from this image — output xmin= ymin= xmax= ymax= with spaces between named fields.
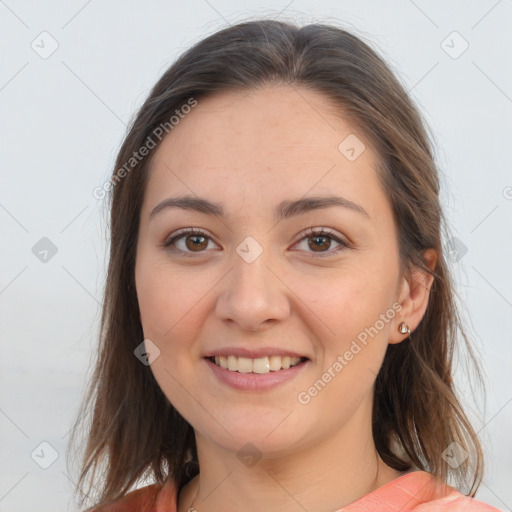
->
xmin=197 ymin=412 xmax=310 ymax=458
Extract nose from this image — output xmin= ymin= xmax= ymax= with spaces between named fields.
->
xmin=215 ymin=247 xmax=291 ymax=332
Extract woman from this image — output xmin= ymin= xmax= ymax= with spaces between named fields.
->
xmin=68 ymin=19 xmax=501 ymax=512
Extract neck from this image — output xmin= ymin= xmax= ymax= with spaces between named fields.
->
xmin=178 ymin=401 xmax=404 ymax=512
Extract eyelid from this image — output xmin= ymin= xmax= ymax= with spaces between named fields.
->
xmin=293 ymin=226 xmax=348 ymax=245
xmin=291 ymin=226 xmax=351 ymax=256
xmin=161 ymin=227 xmax=219 ymax=254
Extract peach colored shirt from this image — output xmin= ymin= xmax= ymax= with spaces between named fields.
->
xmin=89 ymin=470 xmax=502 ymax=511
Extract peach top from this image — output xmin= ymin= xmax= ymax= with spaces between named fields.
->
xmin=89 ymin=470 xmax=502 ymax=511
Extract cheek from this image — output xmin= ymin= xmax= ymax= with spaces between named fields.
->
xmin=295 ymin=267 xmax=397 ymax=418
xmin=304 ymin=262 xmax=396 ymax=343
xmin=135 ymin=261 xmax=206 ymax=411
xmin=136 ymin=257 xmax=204 ymax=342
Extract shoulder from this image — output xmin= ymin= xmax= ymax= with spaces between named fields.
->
xmin=411 ymin=493 xmax=503 ymax=511
xmin=84 ymin=480 xmax=176 ymax=512
xmin=408 ymin=478 xmax=503 ymax=512
xmin=341 ymin=470 xmax=502 ymax=512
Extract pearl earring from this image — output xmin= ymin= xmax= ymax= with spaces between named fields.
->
xmin=398 ymin=321 xmax=410 ymax=335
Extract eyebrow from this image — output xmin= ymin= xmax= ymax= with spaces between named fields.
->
xmin=149 ymin=194 xmax=370 ymax=222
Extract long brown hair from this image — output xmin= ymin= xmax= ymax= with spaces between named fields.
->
xmin=67 ymin=19 xmax=487 ymax=509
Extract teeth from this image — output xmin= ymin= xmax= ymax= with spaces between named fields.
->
xmin=227 ymin=355 xmax=237 ymax=371
xmin=253 ymin=357 xmax=270 ymax=374
xmin=269 ymin=356 xmax=282 ymax=371
xmin=213 ymin=355 xmax=302 ymax=373
xmin=237 ymin=357 xmax=253 ymax=373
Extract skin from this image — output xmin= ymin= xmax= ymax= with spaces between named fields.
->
xmin=135 ymin=84 xmax=437 ymax=512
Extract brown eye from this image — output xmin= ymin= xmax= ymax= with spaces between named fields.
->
xmin=163 ymin=229 xmax=216 ymax=255
xmin=308 ymin=234 xmax=332 ymax=252
xmin=294 ymin=228 xmax=349 ymax=257
xmin=185 ymin=234 xmax=209 ymax=251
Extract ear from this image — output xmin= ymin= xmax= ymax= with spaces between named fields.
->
xmin=388 ymin=248 xmax=437 ymax=344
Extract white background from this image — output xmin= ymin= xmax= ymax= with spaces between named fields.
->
xmin=0 ymin=1 xmax=511 ymax=511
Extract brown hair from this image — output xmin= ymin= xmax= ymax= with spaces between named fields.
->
xmin=67 ymin=19 xmax=487 ymax=509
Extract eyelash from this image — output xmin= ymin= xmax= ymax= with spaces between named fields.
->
xmin=161 ymin=227 xmax=350 ymax=258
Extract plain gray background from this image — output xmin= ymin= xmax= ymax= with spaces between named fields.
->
xmin=0 ymin=1 xmax=511 ymax=511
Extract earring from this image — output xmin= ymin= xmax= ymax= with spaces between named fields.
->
xmin=398 ymin=321 xmax=410 ymax=335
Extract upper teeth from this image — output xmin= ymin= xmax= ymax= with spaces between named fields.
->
xmin=214 ymin=355 xmax=302 ymax=373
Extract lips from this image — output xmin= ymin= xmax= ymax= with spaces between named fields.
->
xmin=203 ymin=345 xmax=310 ymax=391
xmin=209 ymin=355 xmax=306 ymax=374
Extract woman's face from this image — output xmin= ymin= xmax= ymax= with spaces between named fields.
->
xmin=135 ymin=84 xmax=410 ymax=457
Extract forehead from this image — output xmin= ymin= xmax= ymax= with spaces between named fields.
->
xmin=143 ymin=84 xmax=386 ymax=220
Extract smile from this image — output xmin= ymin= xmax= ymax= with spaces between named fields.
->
xmin=209 ymin=355 xmax=305 ymax=374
